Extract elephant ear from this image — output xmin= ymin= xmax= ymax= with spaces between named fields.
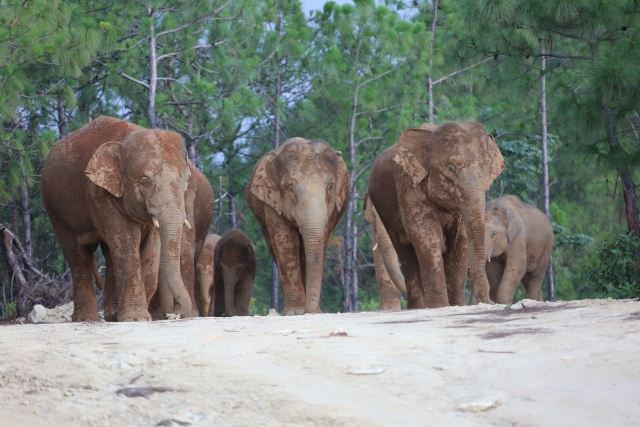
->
xmin=394 ymin=128 xmax=430 ymax=187
xmin=506 ymin=211 xmax=521 ymax=242
xmin=335 ymin=152 xmax=350 ymax=212
xmin=249 ymin=152 xmax=282 ymax=215
xmin=85 ymin=141 xmax=123 ymax=198
xmin=482 ymin=133 xmax=506 ymax=191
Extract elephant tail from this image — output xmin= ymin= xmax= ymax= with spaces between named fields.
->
xmin=93 ymin=260 xmax=104 ymax=290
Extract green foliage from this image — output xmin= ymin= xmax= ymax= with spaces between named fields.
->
xmin=585 ymin=233 xmax=640 ymax=299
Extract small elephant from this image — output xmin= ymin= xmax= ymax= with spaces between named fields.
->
xmin=149 ymin=166 xmax=215 ymax=319
xmin=194 ymin=233 xmax=221 ymax=316
xmin=484 ymin=196 xmax=554 ymax=304
xmin=211 ymin=229 xmax=256 ymax=317
xmin=246 ymin=138 xmax=350 ymax=315
xmin=363 ymin=193 xmax=407 ymax=310
xmin=42 ymin=117 xmax=194 ymax=321
xmin=368 ymin=122 xmax=505 ymax=309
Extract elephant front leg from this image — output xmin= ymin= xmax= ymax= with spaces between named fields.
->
xmin=107 ymin=228 xmax=151 ymax=322
xmin=443 ymin=230 xmax=469 ymax=306
xmin=496 ymin=250 xmax=527 ymax=305
xmin=411 ymin=227 xmax=448 ymax=308
xmin=265 ymin=208 xmax=305 ymax=316
xmin=235 ymin=272 xmax=255 ymax=316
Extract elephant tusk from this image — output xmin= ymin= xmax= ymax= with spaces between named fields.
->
xmin=152 ymin=217 xmax=160 ymax=229
xmin=372 ymin=243 xmax=379 ymax=251
xmin=184 ymin=219 xmax=192 ymax=230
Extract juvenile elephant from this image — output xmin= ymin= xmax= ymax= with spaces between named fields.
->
xmin=246 ymin=138 xmax=350 ymax=315
xmin=485 ymin=196 xmax=554 ymax=304
xmin=42 ymin=117 xmax=194 ymax=321
xmin=368 ymin=122 xmax=505 ymax=309
xmin=194 ymin=233 xmax=221 ymax=316
xmin=149 ymin=167 xmax=215 ymax=319
xmin=211 ymin=229 xmax=256 ymax=317
xmin=363 ymin=193 xmax=407 ymax=310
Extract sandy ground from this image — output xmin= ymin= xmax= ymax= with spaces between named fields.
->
xmin=1 ymin=299 xmax=639 ymax=427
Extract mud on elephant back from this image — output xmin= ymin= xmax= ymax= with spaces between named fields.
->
xmin=42 ymin=116 xmax=198 ymax=322
xmin=368 ymin=122 xmax=505 ymax=310
xmin=246 ymin=137 xmax=350 ymax=315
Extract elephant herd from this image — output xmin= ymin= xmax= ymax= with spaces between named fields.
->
xmin=40 ymin=116 xmax=553 ymax=322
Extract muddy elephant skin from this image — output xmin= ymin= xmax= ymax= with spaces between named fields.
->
xmin=364 ymin=193 xmax=407 ymax=310
xmin=368 ymin=122 xmax=505 ymax=309
xmin=42 ymin=116 xmax=194 ymax=322
xmin=211 ymin=229 xmax=256 ymax=317
xmin=485 ymin=196 xmax=554 ymax=304
xmin=246 ymin=138 xmax=350 ymax=315
xmin=193 ymin=233 xmax=221 ymax=316
xmin=149 ymin=167 xmax=215 ymax=319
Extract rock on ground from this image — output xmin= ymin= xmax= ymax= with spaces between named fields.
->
xmin=0 ymin=299 xmax=639 ymax=427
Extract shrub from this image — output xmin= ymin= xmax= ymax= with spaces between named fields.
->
xmin=584 ymin=232 xmax=640 ymax=299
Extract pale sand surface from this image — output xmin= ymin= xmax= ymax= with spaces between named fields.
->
xmin=0 ymin=299 xmax=639 ymax=427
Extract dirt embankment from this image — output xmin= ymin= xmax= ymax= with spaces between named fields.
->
xmin=0 ymin=299 xmax=639 ymax=427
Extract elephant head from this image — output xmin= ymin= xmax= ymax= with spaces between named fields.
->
xmin=394 ymin=121 xmax=505 ymax=302
xmin=249 ymin=138 xmax=349 ymax=313
xmin=485 ymin=199 xmax=521 ymax=261
xmin=84 ymin=129 xmax=193 ymax=315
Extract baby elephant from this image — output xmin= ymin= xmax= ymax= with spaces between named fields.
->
xmin=195 ymin=233 xmax=221 ymax=316
xmin=485 ymin=196 xmax=554 ymax=304
xmin=212 ymin=229 xmax=256 ymax=317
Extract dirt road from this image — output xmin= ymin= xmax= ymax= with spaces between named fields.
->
xmin=1 ymin=299 xmax=639 ymax=427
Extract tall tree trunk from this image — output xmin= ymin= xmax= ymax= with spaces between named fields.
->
xmin=272 ymin=54 xmax=282 ymax=311
xmin=541 ymin=49 xmax=554 ymax=301
xmin=350 ymin=221 xmax=358 ymax=311
xmin=427 ymin=0 xmax=438 ymax=124
xmin=229 ymin=192 xmax=237 ymax=230
xmin=602 ymin=106 xmax=640 ymax=236
xmin=57 ymin=87 xmax=67 ymax=138
xmin=19 ymin=160 xmax=32 ymax=260
xmin=147 ymin=12 xmax=158 ymax=129
xmin=342 ymin=83 xmax=360 ymax=312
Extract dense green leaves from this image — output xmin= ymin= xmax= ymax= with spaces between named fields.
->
xmin=585 ymin=233 xmax=640 ymax=299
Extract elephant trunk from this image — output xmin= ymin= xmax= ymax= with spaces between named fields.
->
xmin=223 ymin=273 xmax=236 ymax=317
xmin=157 ymin=206 xmax=192 ymax=317
xmin=298 ymin=189 xmax=328 ymax=314
xmin=459 ymin=167 xmax=492 ymax=304
xmin=376 ymin=218 xmax=407 ymax=295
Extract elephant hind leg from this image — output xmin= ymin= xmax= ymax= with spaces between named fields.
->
xmin=373 ymin=247 xmax=401 ymax=311
xmin=485 ymin=260 xmax=505 ymax=304
xmin=521 ymin=270 xmax=545 ymax=301
xmin=388 ymin=228 xmax=423 ymax=309
xmin=60 ymin=231 xmax=100 ymax=322
xmin=100 ymin=243 xmax=118 ymax=321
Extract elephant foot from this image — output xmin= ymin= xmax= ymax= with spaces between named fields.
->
xmin=71 ymin=309 xmax=100 ymax=322
xmin=117 ymin=307 xmax=152 ymax=322
xmin=284 ymin=309 xmax=305 ymax=316
xmin=103 ymin=310 xmax=118 ymax=322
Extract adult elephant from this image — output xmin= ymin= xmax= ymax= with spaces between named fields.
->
xmin=363 ymin=193 xmax=407 ymax=310
xmin=246 ymin=138 xmax=350 ymax=315
xmin=42 ymin=116 xmax=194 ymax=322
xmin=368 ymin=122 xmax=505 ymax=309
xmin=484 ymin=195 xmax=553 ymax=304
xmin=149 ymin=167 xmax=215 ymax=319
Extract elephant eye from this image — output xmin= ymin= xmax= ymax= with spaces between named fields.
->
xmin=447 ymin=165 xmax=455 ymax=173
xmin=140 ymin=176 xmax=151 ymax=184
xmin=327 ymin=182 xmax=334 ymax=191
xmin=491 ymin=232 xmax=496 ymax=237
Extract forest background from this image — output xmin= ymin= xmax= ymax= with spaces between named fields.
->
xmin=1 ymin=0 xmax=638 ymax=317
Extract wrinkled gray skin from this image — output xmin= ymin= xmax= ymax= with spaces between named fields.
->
xmin=246 ymin=138 xmax=350 ymax=315
xmin=41 ymin=117 xmax=192 ymax=321
xmin=484 ymin=196 xmax=554 ymax=304
xmin=211 ymin=229 xmax=256 ymax=317
xmin=368 ymin=122 xmax=505 ymax=309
